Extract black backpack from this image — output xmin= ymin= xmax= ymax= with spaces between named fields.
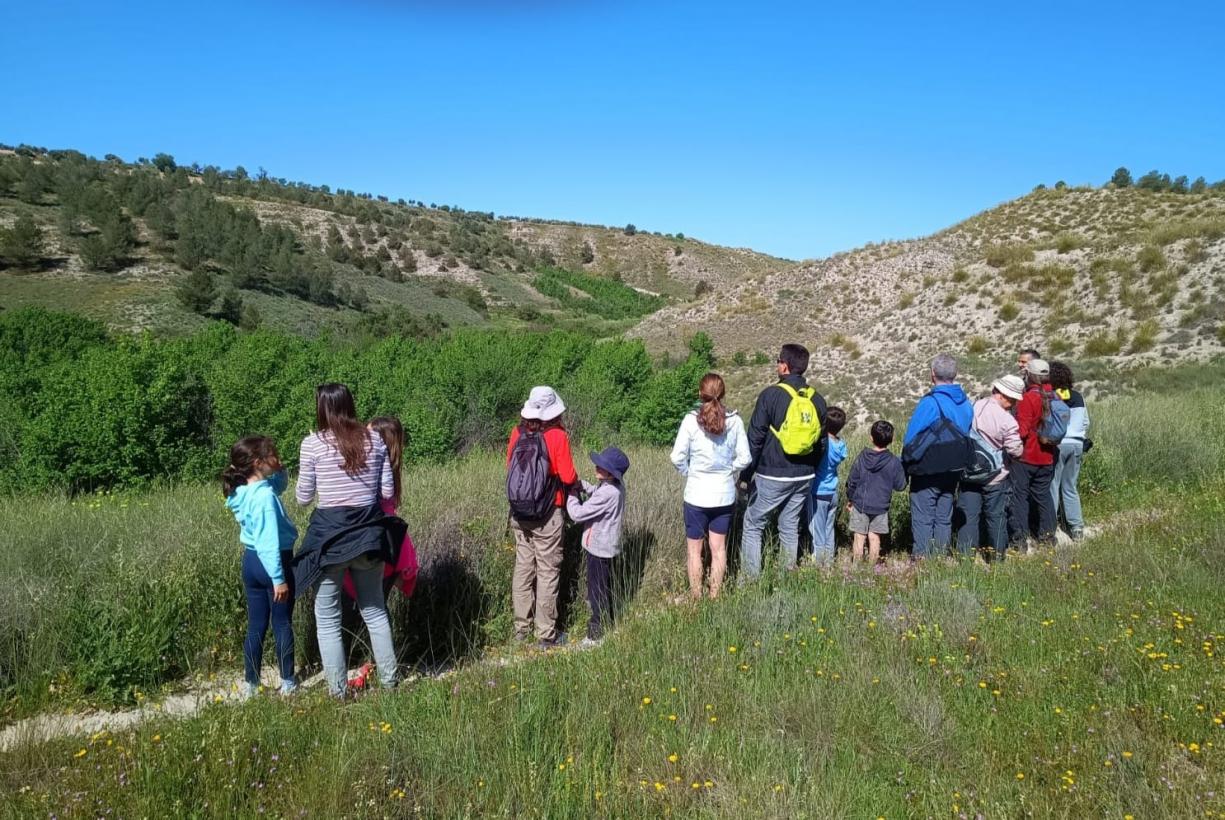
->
xmin=901 ymin=394 xmax=975 ymax=477
xmin=507 ymin=428 xmax=556 ymax=522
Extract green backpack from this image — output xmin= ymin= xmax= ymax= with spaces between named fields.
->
xmin=770 ymin=383 xmax=822 ymax=456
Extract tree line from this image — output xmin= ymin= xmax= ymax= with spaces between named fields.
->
xmin=0 ymin=307 xmax=715 ymax=495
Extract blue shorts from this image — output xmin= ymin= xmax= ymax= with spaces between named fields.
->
xmin=683 ymin=502 xmax=736 ymax=540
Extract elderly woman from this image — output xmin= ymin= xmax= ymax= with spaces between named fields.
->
xmin=955 ymin=375 xmax=1024 ymax=559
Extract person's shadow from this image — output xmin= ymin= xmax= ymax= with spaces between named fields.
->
xmin=557 ymin=524 xmax=656 ymax=638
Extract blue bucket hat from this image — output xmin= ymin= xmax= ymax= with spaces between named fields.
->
xmin=589 ymin=446 xmax=630 ymax=482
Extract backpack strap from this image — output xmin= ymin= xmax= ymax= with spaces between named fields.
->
xmin=776 ymin=382 xmax=799 ymax=400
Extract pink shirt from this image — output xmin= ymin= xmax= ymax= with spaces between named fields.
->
xmin=972 ymin=397 xmax=1024 ymax=486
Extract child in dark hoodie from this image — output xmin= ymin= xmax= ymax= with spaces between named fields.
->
xmin=845 ymin=421 xmax=907 ymax=564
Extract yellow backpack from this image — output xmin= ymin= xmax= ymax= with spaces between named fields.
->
xmin=770 ymin=383 xmax=821 ymax=456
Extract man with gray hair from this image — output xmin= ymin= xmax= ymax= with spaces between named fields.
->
xmin=902 ymin=354 xmax=973 ymax=557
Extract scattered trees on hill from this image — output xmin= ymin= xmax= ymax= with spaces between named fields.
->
xmin=1108 ymin=167 xmax=1225 ymax=194
xmin=1109 ymin=167 xmax=1133 ymax=188
xmin=0 ymin=213 xmax=45 ymax=270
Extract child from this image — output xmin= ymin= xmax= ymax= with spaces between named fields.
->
xmin=223 ymin=436 xmax=299 ymax=696
xmin=565 ymin=446 xmax=630 ymax=648
xmin=808 ymin=406 xmax=848 ymax=564
xmin=342 ymin=417 xmax=419 ymax=691
xmin=845 ymin=421 xmax=907 ymax=565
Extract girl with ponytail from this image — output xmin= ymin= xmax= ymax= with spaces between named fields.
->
xmin=223 ymin=436 xmax=299 ymax=697
xmin=670 ymin=373 xmax=751 ymax=600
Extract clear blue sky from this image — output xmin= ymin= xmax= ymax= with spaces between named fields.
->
xmin=3 ymin=1 xmax=1223 ymax=259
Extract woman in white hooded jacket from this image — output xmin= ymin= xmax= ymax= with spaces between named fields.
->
xmin=670 ymin=372 xmax=752 ymax=600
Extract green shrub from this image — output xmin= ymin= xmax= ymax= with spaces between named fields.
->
xmin=1054 ymin=232 xmax=1084 ymax=253
xmin=897 ymin=291 xmax=915 ymax=309
xmin=19 ymin=339 xmax=214 ymax=491
xmin=1083 ymin=331 xmax=1123 ymax=357
xmin=1129 ymin=319 xmax=1160 ymax=353
xmin=984 ymin=244 xmax=1034 ymax=268
xmin=532 ymin=267 xmax=663 ymax=320
xmin=966 ymin=336 xmax=988 ymax=355
xmin=998 ymin=301 xmax=1020 ymax=322
xmin=1137 ymin=245 xmax=1166 ymax=273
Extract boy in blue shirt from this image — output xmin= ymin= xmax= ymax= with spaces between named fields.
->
xmin=808 ymin=406 xmax=847 ymax=564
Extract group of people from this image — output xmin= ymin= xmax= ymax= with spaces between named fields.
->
xmin=222 ymin=383 xmax=415 ymax=698
xmin=224 ymin=342 xmax=1091 ymax=691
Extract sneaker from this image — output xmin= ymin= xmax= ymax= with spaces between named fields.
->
xmin=242 ymin=681 xmax=259 ymax=699
xmin=579 ymin=636 xmax=604 ymax=649
xmin=280 ymin=678 xmax=298 ymax=696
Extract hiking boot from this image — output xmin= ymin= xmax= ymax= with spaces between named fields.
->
xmin=537 ymin=633 xmax=568 ymax=650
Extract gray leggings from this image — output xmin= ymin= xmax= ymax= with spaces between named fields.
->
xmin=315 ymin=554 xmax=397 ymax=696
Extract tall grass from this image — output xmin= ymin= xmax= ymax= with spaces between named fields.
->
xmin=3 ymin=480 xmax=1224 ymax=817
xmin=4 ymin=384 xmax=1224 ymax=722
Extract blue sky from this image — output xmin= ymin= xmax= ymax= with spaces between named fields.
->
xmin=3 ymin=1 xmax=1223 ymax=259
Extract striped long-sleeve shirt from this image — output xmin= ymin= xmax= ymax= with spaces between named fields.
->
xmin=296 ymin=430 xmax=394 ymax=508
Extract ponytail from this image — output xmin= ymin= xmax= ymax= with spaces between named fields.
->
xmin=696 ymin=372 xmax=727 ymax=437
xmin=222 ymin=436 xmax=279 ymax=497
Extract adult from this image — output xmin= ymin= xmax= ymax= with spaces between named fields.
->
xmin=506 ymin=386 xmax=577 ymax=648
xmin=739 ymin=344 xmax=828 ymax=580
xmin=1049 ymin=361 xmax=1090 ymax=540
xmin=1017 ymin=348 xmax=1041 ymax=375
xmin=955 ymin=375 xmax=1024 ymax=559
xmin=1009 ymin=358 xmax=1058 ymax=547
xmin=294 ymin=383 xmax=402 ymax=697
xmin=902 ymin=353 xmax=973 ymax=558
xmin=670 ymin=372 xmax=752 ymax=600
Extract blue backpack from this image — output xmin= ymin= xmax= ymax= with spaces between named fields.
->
xmin=1038 ymin=392 xmax=1070 ymax=447
xmin=901 ymin=394 xmax=975 ymax=477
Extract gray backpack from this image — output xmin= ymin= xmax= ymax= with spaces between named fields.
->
xmin=960 ymin=404 xmax=1004 ymax=485
xmin=507 ymin=428 xmax=556 ymax=522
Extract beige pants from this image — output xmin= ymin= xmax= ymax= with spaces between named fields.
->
xmin=510 ymin=507 xmax=564 ymax=641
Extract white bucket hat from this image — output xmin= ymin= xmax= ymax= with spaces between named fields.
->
xmin=992 ymin=374 xmax=1025 ymax=400
xmin=521 ymin=385 xmax=566 ymax=421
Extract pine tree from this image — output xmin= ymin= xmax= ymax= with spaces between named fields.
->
xmin=217 ymin=288 xmax=244 ymax=324
xmin=1109 ymin=167 xmax=1133 ymax=188
xmin=176 ymin=269 xmax=217 ymax=314
xmin=0 ymin=213 xmax=45 ymax=269
xmin=239 ymin=302 xmax=262 ymax=331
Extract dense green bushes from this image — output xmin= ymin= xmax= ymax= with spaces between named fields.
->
xmin=0 ymin=307 xmax=713 ymax=493
xmin=531 ymin=266 xmax=664 ymax=319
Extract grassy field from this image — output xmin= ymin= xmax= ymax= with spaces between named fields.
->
xmin=1 ymin=385 xmax=1224 ymax=816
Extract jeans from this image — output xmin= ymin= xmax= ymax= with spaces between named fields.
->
xmin=910 ymin=473 xmax=959 ymax=558
xmin=955 ymin=480 xmax=1008 ymax=558
xmin=315 ymin=553 xmax=397 ymax=696
xmin=585 ymin=552 xmax=613 ymax=640
xmin=807 ymin=493 xmax=837 ymax=564
xmin=1008 ymin=461 xmax=1055 ymax=545
xmin=1052 ymin=440 xmax=1085 ymax=536
xmin=741 ymin=476 xmax=812 ymax=580
xmin=510 ymin=507 xmax=565 ymax=642
xmin=242 ymin=550 xmax=295 ymax=686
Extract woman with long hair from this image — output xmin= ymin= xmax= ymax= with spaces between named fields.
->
xmin=1048 ymin=361 xmax=1090 ymax=540
xmin=294 ymin=383 xmax=403 ymax=697
xmin=506 ymin=385 xmax=577 ymax=647
xmin=669 ymin=373 xmax=751 ymax=600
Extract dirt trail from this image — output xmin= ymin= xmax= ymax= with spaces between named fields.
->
xmin=0 ymin=514 xmax=1140 ymax=753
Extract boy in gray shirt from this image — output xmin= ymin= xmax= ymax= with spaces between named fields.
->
xmin=566 ymin=447 xmax=629 ymax=646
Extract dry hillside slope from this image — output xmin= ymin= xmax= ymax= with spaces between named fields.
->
xmin=633 ymin=187 xmax=1225 ymax=415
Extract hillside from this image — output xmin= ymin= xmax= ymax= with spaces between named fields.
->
xmin=0 ymin=146 xmax=788 ymax=339
xmin=632 ymin=186 xmax=1225 ymax=417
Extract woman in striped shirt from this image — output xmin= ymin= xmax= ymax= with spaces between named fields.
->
xmin=295 ymin=383 xmax=400 ymax=696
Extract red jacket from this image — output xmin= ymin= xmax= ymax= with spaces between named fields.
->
xmin=1016 ymin=384 xmax=1057 ymax=466
xmin=506 ymin=425 xmax=578 ymax=507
